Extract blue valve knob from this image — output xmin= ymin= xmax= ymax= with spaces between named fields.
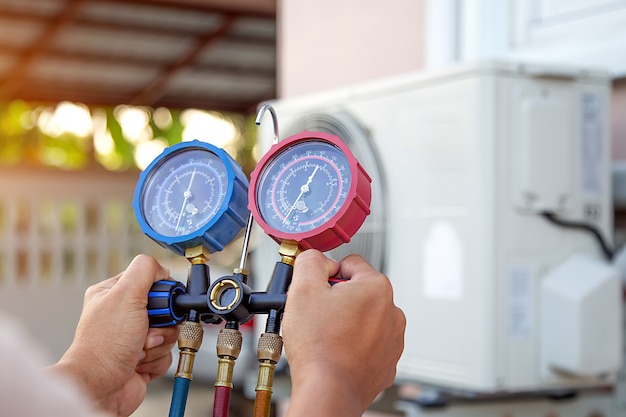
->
xmin=148 ymin=280 xmax=186 ymax=327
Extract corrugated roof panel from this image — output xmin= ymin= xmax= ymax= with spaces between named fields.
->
xmin=53 ymin=25 xmax=196 ymax=61
xmin=31 ymin=56 xmax=160 ymax=85
xmin=231 ymin=17 xmax=276 ymax=39
xmin=167 ymin=69 xmax=274 ymax=99
xmin=0 ymin=18 xmax=46 ymax=48
xmin=0 ymin=0 xmax=277 ymax=113
xmin=0 ymin=0 xmax=63 ymax=17
xmin=200 ymin=39 xmax=276 ymax=69
xmin=78 ymin=2 xmax=221 ymax=33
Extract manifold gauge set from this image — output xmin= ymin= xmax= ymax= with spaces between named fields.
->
xmin=131 ymin=105 xmax=372 ymax=417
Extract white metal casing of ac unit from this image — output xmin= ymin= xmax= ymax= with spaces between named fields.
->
xmin=251 ymin=61 xmax=620 ymax=394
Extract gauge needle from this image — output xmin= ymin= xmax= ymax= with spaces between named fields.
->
xmin=176 ymin=168 xmax=197 ymax=231
xmin=283 ymin=165 xmax=319 ymax=224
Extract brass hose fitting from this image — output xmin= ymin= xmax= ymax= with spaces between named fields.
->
xmin=255 ymin=332 xmax=283 ymax=392
xmin=257 ymin=332 xmax=283 ymax=364
xmin=278 ymin=240 xmax=301 ymax=266
xmin=215 ymin=328 xmax=243 ymax=388
xmin=175 ymin=321 xmax=203 ymax=380
xmin=185 ymin=246 xmax=211 ymax=264
xmin=256 ymin=361 xmax=276 ymax=393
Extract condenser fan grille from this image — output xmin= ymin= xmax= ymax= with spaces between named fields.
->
xmin=284 ymin=111 xmax=387 ymax=273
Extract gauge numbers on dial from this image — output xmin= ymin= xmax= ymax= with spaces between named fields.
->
xmin=142 ymin=148 xmax=229 ymax=238
xmin=257 ymin=141 xmax=351 ymax=234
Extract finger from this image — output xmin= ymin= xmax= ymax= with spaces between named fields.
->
xmin=334 ymin=255 xmax=396 ymax=305
xmin=144 ymin=327 xmax=179 ymax=350
xmin=335 ymin=254 xmax=376 ymax=279
xmin=337 ymin=254 xmax=392 ymax=288
xmin=141 ymin=342 xmax=176 ymax=364
xmin=96 ymin=273 xmax=123 ymax=289
xmin=136 ymin=353 xmax=173 ymax=379
xmin=112 ymin=254 xmax=171 ymax=297
xmin=144 ymin=333 xmax=164 ymax=350
xmin=291 ymin=249 xmax=340 ymax=291
xmin=82 ymin=272 xmax=123 ymax=302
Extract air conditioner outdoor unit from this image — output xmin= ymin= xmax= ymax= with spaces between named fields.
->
xmin=252 ymin=61 xmax=621 ymax=396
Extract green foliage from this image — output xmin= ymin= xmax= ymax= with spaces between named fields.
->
xmin=150 ymin=108 xmax=185 ymax=147
xmin=104 ymin=107 xmax=135 ymax=170
xmin=0 ymin=101 xmax=257 ymax=172
xmin=0 ymin=101 xmax=38 ymax=165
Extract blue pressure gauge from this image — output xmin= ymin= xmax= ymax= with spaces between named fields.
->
xmin=133 ymin=140 xmax=249 ymax=255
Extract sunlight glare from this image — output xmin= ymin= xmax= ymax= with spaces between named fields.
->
xmin=37 ymin=102 xmax=93 ymax=138
xmin=135 ymin=138 xmax=168 ymax=171
xmin=115 ymin=105 xmax=152 ymax=144
xmin=91 ymin=109 xmax=123 ymax=170
xmin=92 ymin=110 xmax=115 ymax=156
xmin=153 ymin=107 xmax=173 ymax=130
xmin=181 ymin=109 xmax=237 ymax=148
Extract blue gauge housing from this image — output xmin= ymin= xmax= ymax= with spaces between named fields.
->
xmin=133 ymin=140 xmax=249 ymax=256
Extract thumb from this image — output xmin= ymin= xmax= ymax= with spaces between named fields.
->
xmin=336 ymin=254 xmax=378 ymax=281
xmin=290 ymin=249 xmax=340 ymax=292
xmin=112 ymin=254 xmax=170 ymax=298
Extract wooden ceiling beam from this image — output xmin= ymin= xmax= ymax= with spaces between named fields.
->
xmin=130 ymin=14 xmax=237 ymax=107
xmin=0 ymin=0 xmax=86 ymax=102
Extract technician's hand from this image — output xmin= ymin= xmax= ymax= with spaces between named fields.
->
xmin=282 ymin=250 xmax=406 ymax=417
xmin=50 ymin=254 xmax=179 ymax=417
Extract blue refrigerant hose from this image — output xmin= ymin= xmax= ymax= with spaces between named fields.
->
xmin=168 ymin=377 xmax=191 ymax=417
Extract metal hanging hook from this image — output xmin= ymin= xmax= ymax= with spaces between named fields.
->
xmin=237 ymin=212 xmax=254 ymax=273
xmin=255 ymin=103 xmax=279 ymax=145
xmin=233 ymin=104 xmax=280 ymax=275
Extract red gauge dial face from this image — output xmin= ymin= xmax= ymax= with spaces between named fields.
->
xmin=249 ymin=131 xmax=372 ymax=252
xmin=256 ymin=140 xmax=351 ymax=233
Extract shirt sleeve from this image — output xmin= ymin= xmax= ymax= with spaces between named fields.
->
xmin=0 ymin=312 xmax=111 ymax=417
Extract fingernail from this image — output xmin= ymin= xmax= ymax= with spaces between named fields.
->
xmin=145 ymin=333 xmax=165 ymax=350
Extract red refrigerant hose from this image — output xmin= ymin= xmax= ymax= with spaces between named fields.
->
xmin=212 ymin=385 xmax=231 ymax=417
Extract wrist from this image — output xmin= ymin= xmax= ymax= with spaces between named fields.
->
xmin=286 ymin=363 xmax=365 ymax=417
xmin=48 ymin=354 xmax=112 ymax=410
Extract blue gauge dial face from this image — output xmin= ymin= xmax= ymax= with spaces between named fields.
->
xmin=256 ymin=141 xmax=351 ymax=233
xmin=141 ymin=148 xmax=229 ymax=238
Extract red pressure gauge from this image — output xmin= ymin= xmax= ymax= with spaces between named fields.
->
xmin=249 ymin=131 xmax=371 ymax=252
